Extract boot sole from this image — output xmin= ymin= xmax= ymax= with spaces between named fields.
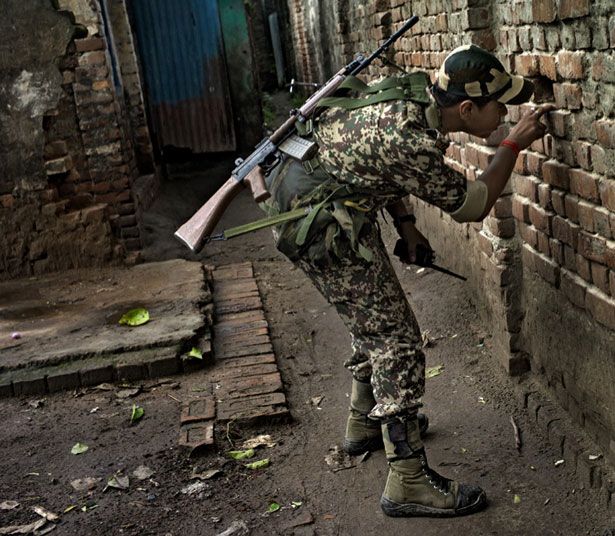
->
xmin=342 ymin=416 xmax=429 ymax=456
xmin=380 ymin=491 xmax=487 ymax=518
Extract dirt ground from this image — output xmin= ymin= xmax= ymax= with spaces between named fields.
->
xmin=1 ymin=158 xmax=613 ymax=535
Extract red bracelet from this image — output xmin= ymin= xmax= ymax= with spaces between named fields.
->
xmin=500 ymin=139 xmax=521 ymax=157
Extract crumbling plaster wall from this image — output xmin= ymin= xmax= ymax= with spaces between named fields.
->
xmin=286 ymin=0 xmax=615 ymax=467
xmin=0 ymin=0 xmax=154 ymax=280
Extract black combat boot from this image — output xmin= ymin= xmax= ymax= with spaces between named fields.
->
xmin=380 ymin=417 xmax=487 ymax=517
xmin=342 ymin=379 xmax=428 ymax=456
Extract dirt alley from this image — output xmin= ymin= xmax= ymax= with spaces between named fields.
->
xmin=0 ymin=157 xmax=613 ymax=536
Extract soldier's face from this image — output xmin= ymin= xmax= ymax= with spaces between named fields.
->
xmin=462 ymin=100 xmax=508 ymax=138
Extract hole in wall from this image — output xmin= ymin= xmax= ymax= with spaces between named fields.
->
xmin=531 ymin=76 xmax=554 ymax=103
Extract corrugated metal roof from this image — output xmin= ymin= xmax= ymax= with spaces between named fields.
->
xmin=131 ymin=0 xmax=236 ymax=153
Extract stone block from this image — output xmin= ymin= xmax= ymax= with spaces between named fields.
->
xmin=12 ymin=374 xmax=47 ymax=397
xmin=80 ymin=364 xmax=114 ymax=387
xmin=146 ymin=355 xmax=180 ymax=378
xmin=0 ymin=379 xmax=14 ymax=398
xmin=115 ymin=362 xmax=147 ymax=382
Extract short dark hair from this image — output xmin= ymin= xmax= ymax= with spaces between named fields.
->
xmin=431 ymin=85 xmax=493 ymax=109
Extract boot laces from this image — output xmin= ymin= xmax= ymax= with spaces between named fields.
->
xmin=419 ymin=453 xmax=450 ymax=495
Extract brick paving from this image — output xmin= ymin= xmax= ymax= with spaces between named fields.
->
xmin=177 ymin=262 xmax=290 ymax=454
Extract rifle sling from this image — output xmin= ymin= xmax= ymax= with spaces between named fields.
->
xmin=222 ymin=207 xmax=311 ymax=240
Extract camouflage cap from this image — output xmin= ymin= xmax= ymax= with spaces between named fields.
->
xmin=433 ymin=44 xmax=534 ymax=105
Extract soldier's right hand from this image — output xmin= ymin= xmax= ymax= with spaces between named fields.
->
xmin=507 ymin=104 xmax=555 ymax=151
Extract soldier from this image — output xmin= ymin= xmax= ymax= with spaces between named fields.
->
xmin=264 ymin=44 xmax=553 ymax=517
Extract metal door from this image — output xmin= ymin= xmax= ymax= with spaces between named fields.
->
xmin=130 ymin=0 xmax=236 ymax=153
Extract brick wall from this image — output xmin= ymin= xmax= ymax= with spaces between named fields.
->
xmin=286 ymin=0 xmax=615 ymax=465
xmin=0 ymin=0 xmax=156 ymax=280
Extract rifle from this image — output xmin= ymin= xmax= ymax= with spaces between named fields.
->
xmin=175 ymin=16 xmax=420 ymax=252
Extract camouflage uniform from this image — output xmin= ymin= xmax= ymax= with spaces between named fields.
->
xmin=265 ymin=81 xmax=468 ymax=419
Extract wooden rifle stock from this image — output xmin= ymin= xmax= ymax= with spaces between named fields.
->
xmin=174 ymin=167 xmax=269 ymax=252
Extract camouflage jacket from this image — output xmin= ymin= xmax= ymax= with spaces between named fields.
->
xmin=264 ymin=81 xmax=468 ymax=264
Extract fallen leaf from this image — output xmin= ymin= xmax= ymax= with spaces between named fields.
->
xmin=291 ymin=501 xmax=303 ymax=509
xmin=554 ymin=459 xmax=565 ymax=467
xmin=513 ymin=494 xmax=521 ymax=504
xmin=104 ymin=474 xmax=129 ymax=492
xmin=89 ymin=407 xmax=100 ymax=414
xmin=323 ymin=513 xmax=335 ymax=520
xmin=186 ymin=347 xmax=203 ymax=359
xmin=191 ymin=469 xmax=222 ymax=481
xmin=116 ymin=388 xmax=140 ymax=399
xmin=70 ymin=478 xmax=100 ymax=492
xmin=426 ymin=365 xmax=445 ymax=379
xmin=93 ymin=383 xmax=114 ymax=391
xmin=32 ymin=506 xmax=59 ymax=522
xmin=267 ymin=502 xmax=281 ymax=513
xmin=588 ymin=454 xmax=602 ymax=461
xmin=227 ymin=449 xmax=255 ymax=460
xmin=0 ymin=501 xmax=19 ymax=510
xmin=71 ymin=443 xmax=89 ymax=455
xmin=0 ymin=518 xmax=46 ymax=535
xmin=216 ymin=520 xmax=249 ymax=536
xmin=132 ymin=465 xmax=154 ymax=480
xmin=63 ymin=505 xmax=76 ymax=513
xmin=324 ymin=446 xmax=354 ymax=472
xmin=245 ymin=459 xmax=269 ymax=470
xmin=544 ymin=498 xmax=550 ymax=506
xmin=241 ymin=435 xmax=276 ymax=449
xmin=478 ymin=396 xmax=486 ymax=404
xmin=130 ymin=404 xmax=144 ymax=423
xmin=309 ymin=396 xmax=324 ymax=407
xmin=118 ymin=308 xmax=150 ymax=327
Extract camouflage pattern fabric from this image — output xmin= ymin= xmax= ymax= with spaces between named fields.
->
xmin=267 ymin=91 xmax=469 ymax=419
xmin=296 ymin=223 xmax=425 ymax=419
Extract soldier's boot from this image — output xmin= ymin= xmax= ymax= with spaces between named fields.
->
xmin=380 ymin=417 xmax=487 ymax=517
xmin=342 ymin=379 xmax=429 ymax=456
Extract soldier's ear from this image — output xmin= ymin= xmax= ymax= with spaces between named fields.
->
xmin=458 ymin=100 xmax=474 ymax=120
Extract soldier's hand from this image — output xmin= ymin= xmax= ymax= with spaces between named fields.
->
xmin=395 ymin=226 xmax=432 ymax=264
xmin=507 ymin=104 xmax=555 ymax=150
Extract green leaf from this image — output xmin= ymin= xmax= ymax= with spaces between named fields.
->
xmin=291 ymin=501 xmax=303 ymax=509
xmin=227 ymin=449 xmax=255 ymax=460
xmin=513 ymin=494 xmax=521 ymax=504
xmin=187 ymin=347 xmax=203 ymax=359
xmin=118 ymin=308 xmax=150 ymax=327
xmin=267 ymin=502 xmax=281 ymax=513
xmin=130 ymin=404 xmax=144 ymax=423
xmin=245 ymin=458 xmax=270 ymax=470
xmin=71 ymin=442 xmax=89 ymax=455
xmin=426 ymin=365 xmax=445 ymax=379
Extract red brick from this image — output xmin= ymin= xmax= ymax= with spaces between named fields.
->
xmin=180 ymin=397 xmax=216 ymax=424
xmin=524 ymin=245 xmax=560 ymax=286
xmin=556 ymin=51 xmax=585 ymax=79
xmin=552 ymin=189 xmax=566 ymax=215
xmin=568 ymin=169 xmax=600 ymax=202
xmin=591 ymin=262 xmax=610 ymax=294
xmin=538 ymin=54 xmax=557 ymax=80
xmin=520 ymin=222 xmax=539 ymax=249
xmin=526 ymin=152 xmax=547 ymax=177
xmin=593 ymin=207 xmax=611 ymax=239
xmin=529 ymin=204 xmax=553 ymax=233
xmin=605 ymin=241 xmax=615 ymax=270
xmin=578 ymin=231 xmax=607 ymax=263
xmin=564 ymin=194 xmax=579 ymax=223
xmin=78 ymin=51 xmax=107 ymax=67
xmin=178 ymin=421 xmax=214 ymax=453
xmin=512 ymin=195 xmax=530 ymax=222
xmin=492 ymin=195 xmax=513 ymax=218
xmin=537 ymin=229 xmax=551 ymax=255
xmin=553 ymin=215 xmax=580 ymax=248
xmin=532 ymin=0 xmax=557 ymax=22
xmin=573 ymin=141 xmax=592 ymax=170
xmin=550 ymin=238 xmax=564 ymax=264
xmin=75 ymin=37 xmax=105 ymax=52
xmin=591 ymin=53 xmax=615 ymax=83
xmin=538 ymin=183 xmax=553 ymax=210
xmin=577 ymin=200 xmax=595 ymax=232
xmin=515 ymin=54 xmax=540 ymax=76
xmin=542 ymin=160 xmax=570 ymax=189
xmin=562 ymin=83 xmax=583 ymax=110
xmin=484 ymin=216 xmax=516 ymax=238
xmin=561 ymin=270 xmax=587 ymax=308
xmin=546 ymin=110 xmax=573 ymax=138
xmin=564 ymin=245 xmax=577 ymax=271
xmin=513 ymin=174 xmax=540 ymax=202
xmin=576 ymin=254 xmax=592 ymax=282
xmin=595 ymin=120 xmax=615 ymax=148
xmin=558 ymin=0 xmax=590 ymax=19
xmin=585 ymin=287 xmax=615 ymax=330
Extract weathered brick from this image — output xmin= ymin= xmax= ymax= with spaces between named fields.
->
xmin=591 ymin=262 xmax=610 ymax=294
xmin=216 ymin=392 xmax=289 ymax=423
xmin=529 ymin=204 xmax=553 ymax=233
xmin=178 ymin=421 xmax=215 ymax=454
xmin=538 ymin=183 xmax=553 ymax=210
xmin=577 ymin=199 xmax=596 ymax=232
xmin=512 ymin=195 xmax=530 ymax=222
xmin=523 ymin=245 xmax=560 ymax=286
xmin=576 ymin=253 xmax=592 ymax=282
xmin=515 ymin=54 xmax=540 ymax=77
xmin=538 ymin=54 xmax=557 ymax=80
xmin=564 ymin=194 xmax=579 ymax=223
xmin=180 ymin=397 xmax=216 ymax=424
xmin=543 ymin=160 xmax=570 ymax=190
xmin=606 ymin=241 xmax=615 ymax=270
xmin=593 ymin=207 xmax=612 ymax=240
xmin=556 ymin=51 xmax=585 ymax=79
xmin=513 ymin=173 xmax=540 ymax=202
xmin=578 ymin=231 xmax=607 ymax=263
xmin=586 ymin=287 xmax=615 ymax=330
xmin=75 ymin=37 xmax=105 ymax=52
xmin=532 ymin=0 xmax=557 ymax=22
xmin=558 ymin=0 xmax=590 ymax=19
xmin=573 ymin=141 xmax=592 ymax=170
xmin=12 ymin=375 xmax=47 ymax=397
xmin=520 ymin=222 xmax=539 ymax=249
xmin=595 ymin=120 xmax=615 ymax=149
xmin=552 ymin=189 xmax=566 ymax=215
xmin=553 ymin=215 xmax=580 ymax=248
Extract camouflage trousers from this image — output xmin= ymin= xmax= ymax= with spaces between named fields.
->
xmin=295 ymin=223 xmax=425 ymax=420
